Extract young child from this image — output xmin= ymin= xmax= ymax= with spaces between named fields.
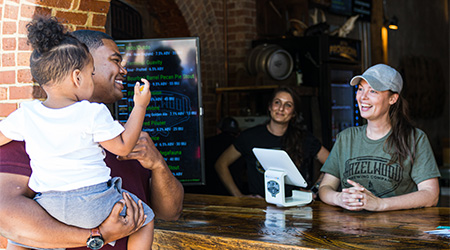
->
xmin=0 ymin=17 xmax=154 ymax=250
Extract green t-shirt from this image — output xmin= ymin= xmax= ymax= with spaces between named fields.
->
xmin=321 ymin=125 xmax=440 ymax=198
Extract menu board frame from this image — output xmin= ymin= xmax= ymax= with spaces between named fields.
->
xmin=115 ymin=37 xmax=205 ymax=186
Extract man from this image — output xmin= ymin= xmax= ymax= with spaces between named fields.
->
xmin=0 ymin=30 xmax=184 ymax=249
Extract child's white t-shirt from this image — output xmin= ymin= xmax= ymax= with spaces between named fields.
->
xmin=0 ymin=100 xmax=124 ymax=192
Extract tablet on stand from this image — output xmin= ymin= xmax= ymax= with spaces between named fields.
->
xmin=253 ymin=148 xmax=312 ymax=207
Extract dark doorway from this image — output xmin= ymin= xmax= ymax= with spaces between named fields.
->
xmin=109 ymin=0 xmax=143 ymax=40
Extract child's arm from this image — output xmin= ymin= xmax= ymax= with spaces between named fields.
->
xmin=0 ymin=131 xmax=12 ymax=146
xmin=100 ymin=79 xmax=151 ymax=156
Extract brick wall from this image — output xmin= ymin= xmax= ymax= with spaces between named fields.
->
xmin=225 ymin=1 xmax=257 ymax=83
xmin=0 ymin=0 xmax=257 ymax=247
xmin=0 ymin=0 xmax=111 ymax=119
xmin=175 ymin=0 xmax=257 ymax=135
xmin=0 ymin=1 xmax=110 ymax=247
xmin=127 ymin=0 xmax=258 ymax=135
xmin=0 ymin=0 xmax=259 ymax=137
xmin=175 ymin=0 xmax=225 ymax=134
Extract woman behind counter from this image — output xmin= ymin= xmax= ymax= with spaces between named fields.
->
xmin=215 ymin=86 xmax=329 ymax=198
xmin=319 ymin=64 xmax=440 ymax=211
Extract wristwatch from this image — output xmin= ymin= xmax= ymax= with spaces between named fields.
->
xmin=310 ymin=182 xmax=320 ymax=194
xmin=86 ymin=227 xmax=104 ymax=250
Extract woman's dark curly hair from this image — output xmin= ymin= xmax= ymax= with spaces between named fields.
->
xmin=27 ymin=16 xmax=91 ymax=86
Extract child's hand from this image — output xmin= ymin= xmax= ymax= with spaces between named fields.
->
xmin=134 ymin=79 xmax=151 ymax=108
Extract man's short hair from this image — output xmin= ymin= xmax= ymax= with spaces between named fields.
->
xmin=71 ymin=30 xmax=114 ymax=51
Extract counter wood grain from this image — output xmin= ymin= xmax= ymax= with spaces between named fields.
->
xmin=153 ymin=194 xmax=450 ymax=249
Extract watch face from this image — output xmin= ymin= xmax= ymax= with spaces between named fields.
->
xmin=87 ymin=236 xmax=104 ymax=250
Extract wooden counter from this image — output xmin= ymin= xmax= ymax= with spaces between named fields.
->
xmin=153 ymin=193 xmax=450 ymax=249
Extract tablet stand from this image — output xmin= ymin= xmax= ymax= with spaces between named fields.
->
xmin=264 ymin=169 xmax=312 ymax=207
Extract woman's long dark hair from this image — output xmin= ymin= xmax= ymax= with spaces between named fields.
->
xmin=385 ymin=92 xmax=416 ymax=168
xmin=268 ymin=86 xmax=305 ymax=168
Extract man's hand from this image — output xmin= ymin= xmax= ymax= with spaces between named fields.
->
xmin=99 ymin=192 xmax=146 ymax=243
xmin=118 ymin=131 xmax=184 ymax=221
xmin=117 ymin=132 xmax=166 ymax=171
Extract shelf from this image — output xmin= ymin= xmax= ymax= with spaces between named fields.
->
xmin=331 ymin=83 xmax=353 ymax=88
xmin=215 ymin=85 xmax=318 ymax=123
xmin=216 ymin=85 xmax=318 ymax=96
xmin=331 ymin=105 xmax=352 ymax=110
xmin=216 ymin=85 xmax=279 ymax=93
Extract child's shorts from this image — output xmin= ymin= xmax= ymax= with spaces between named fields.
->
xmin=8 ymin=177 xmax=154 ymax=250
xmin=34 ymin=176 xmax=154 ymax=228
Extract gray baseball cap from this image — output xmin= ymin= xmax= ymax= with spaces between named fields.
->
xmin=350 ymin=64 xmax=403 ymax=93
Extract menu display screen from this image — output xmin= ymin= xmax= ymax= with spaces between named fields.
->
xmin=115 ymin=37 xmax=204 ymax=185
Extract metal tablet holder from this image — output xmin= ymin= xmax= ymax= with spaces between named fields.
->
xmin=264 ymin=169 xmax=312 ymax=207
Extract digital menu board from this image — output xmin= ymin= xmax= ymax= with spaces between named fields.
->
xmin=115 ymin=37 xmax=205 ymax=185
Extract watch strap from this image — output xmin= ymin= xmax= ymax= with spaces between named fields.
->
xmin=87 ymin=227 xmax=104 ymax=250
xmin=90 ymin=227 xmax=102 ymax=237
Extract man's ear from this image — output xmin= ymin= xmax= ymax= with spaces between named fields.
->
xmin=71 ymin=69 xmax=82 ymax=87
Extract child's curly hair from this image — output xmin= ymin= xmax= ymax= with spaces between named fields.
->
xmin=27 ymin=16 xmax=91 ymax=86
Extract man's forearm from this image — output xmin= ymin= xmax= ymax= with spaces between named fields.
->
xmin=120 ymin=132 xmax=184 ymax=220
xmin=0 ymin=174 xmax=89 ymax=248
xmin=149 ymin=165 xmax=184 ymax=221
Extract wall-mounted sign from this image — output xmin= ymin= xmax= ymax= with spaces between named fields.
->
xmin=329 ymin=0 xmax=371 ymax=22
xmin=352 ymin=0 xmax=371 ymax=22
xmin=115 ymin=37 xmax=205 ymax=186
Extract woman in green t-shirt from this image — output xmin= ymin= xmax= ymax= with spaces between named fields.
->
xmin=319 ymin=64 xmax=440 ymax=211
